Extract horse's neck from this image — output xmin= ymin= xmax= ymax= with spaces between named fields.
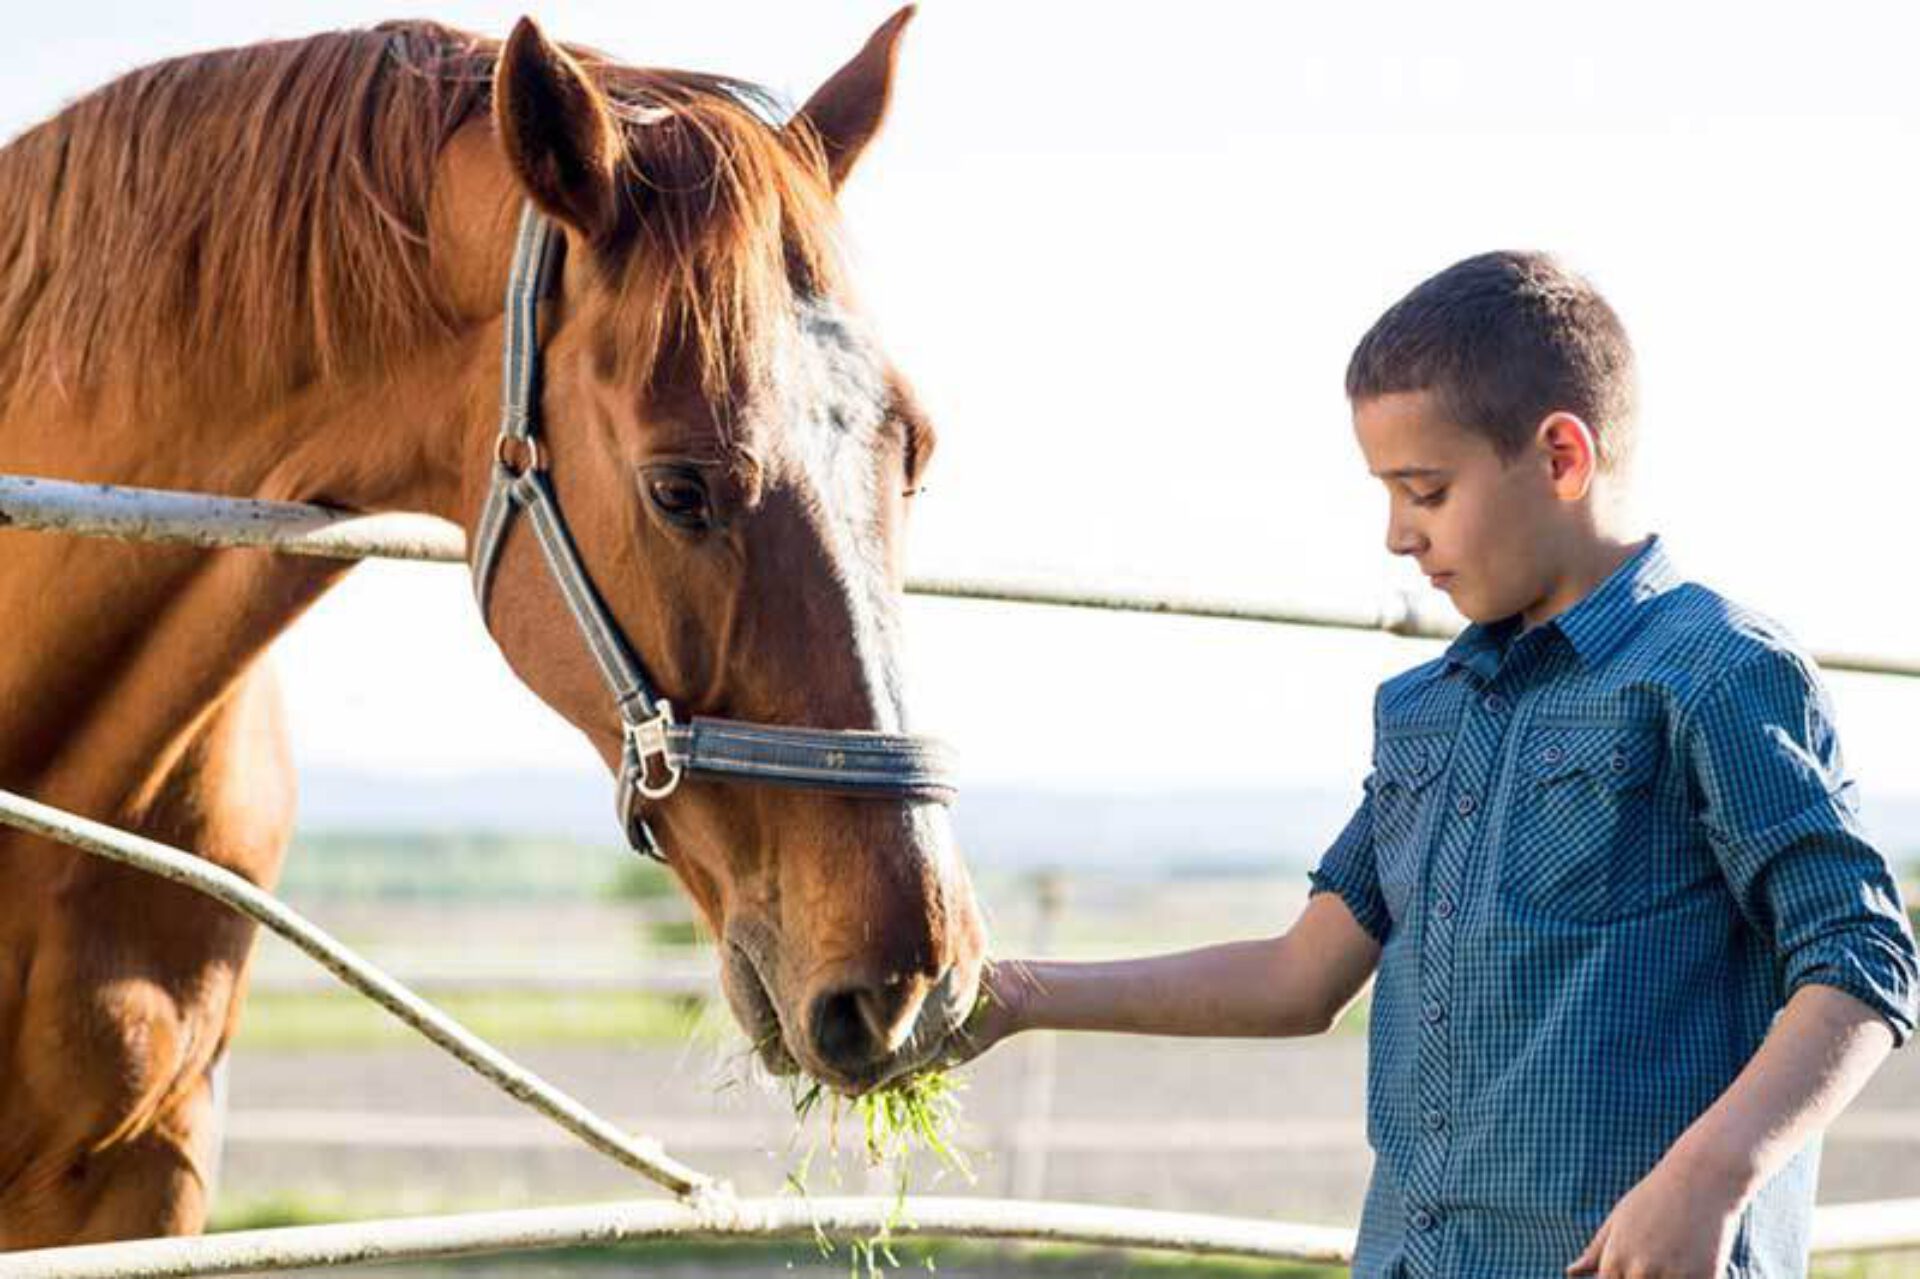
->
xmin=0 ymin=280 xmax=501 ymax=829
xmin=0 ymin=121 xmax=521 ymax=826
xmin=0 ymin=113 xmax=523 ymax=505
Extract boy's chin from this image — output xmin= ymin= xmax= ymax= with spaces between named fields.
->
xmin=1455 ymin=593 xmax=1530 ymax=629
xmin=1448 ymin=588 xmax=1500 ymax=625
xmin=1440 ymin=584 xmax=1479 ymax=619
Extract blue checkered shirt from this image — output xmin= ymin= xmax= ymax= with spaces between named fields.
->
xmin=1309 ymin=534 xmax=1918 ymax=1278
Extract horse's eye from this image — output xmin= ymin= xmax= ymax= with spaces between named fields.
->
xmin=644 ymin=468 xmax=713 ymax=531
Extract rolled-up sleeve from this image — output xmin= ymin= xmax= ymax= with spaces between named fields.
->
xmin=1310 ymin=785 xmax=1390 ymax=944
xmin=1309 ymin=697 xmax=1392 ymax=944
xmin=1684 ymin=645 xmax=1919 ymax=1045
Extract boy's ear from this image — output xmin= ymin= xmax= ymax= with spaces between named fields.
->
xmin=1538 ymin=412 xmax=1598 ymax=500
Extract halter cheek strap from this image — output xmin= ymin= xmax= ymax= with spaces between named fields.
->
xmin=469 ymin=204 xmax=956 ymax=863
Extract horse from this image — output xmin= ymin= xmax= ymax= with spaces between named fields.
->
xmin=0 ymin=8 xmax=987 ymax=1249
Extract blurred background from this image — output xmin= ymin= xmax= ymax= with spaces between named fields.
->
xmin=6 ymin=1 xmax=1918 ymax=1274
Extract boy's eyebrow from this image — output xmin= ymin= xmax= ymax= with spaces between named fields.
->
xmin=1373 ymin=466 xmax=1448 ymax=480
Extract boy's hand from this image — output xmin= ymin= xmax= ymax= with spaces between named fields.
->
xmin=1565 ymin=1150 xmax=1744 ymax=1279
xmin=937 ymin=959 xmax=1023 ymax=1069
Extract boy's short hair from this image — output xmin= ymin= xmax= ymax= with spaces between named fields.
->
xmin=1346 ymin=251 xmax=1638 ymax=475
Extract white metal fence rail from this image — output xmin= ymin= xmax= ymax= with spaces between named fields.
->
xmin=1 ymin=473 xmax=1915 ymax=1277
xmin=0 ymin=1198 xmax=1360 ymax=1279
xmin=5 ymin=473 xmax=1916 ymax=677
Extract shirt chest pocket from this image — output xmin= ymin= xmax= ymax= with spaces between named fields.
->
xmin=1371 ymin=730 xmax=1451 ymax=923
xmin=1499 ymin=721 xmax=1662 ymax=924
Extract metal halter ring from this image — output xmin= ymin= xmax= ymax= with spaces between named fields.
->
xmin=494 ymin=432 xmax=546 ymax=477
xmin=628 ymin=701 xmax=684 ymax=801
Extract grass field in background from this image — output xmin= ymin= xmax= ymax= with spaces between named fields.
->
xmin=275 ymin=831 xmax=670 ymax=903
xmin=1821 ymin=1258 xmax=1920 ymax=1279
xmin=255 ymin=836 xmax=1914 ymax=1053
xmin=234 ymin=988 xmax=718 ymax=1050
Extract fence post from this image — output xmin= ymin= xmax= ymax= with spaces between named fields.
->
xmin=1009 ymin=871 xmax=1065 ymax=1201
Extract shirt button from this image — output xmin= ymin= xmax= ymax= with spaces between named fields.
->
xmin=1482 ymin=692 xmax=1507 ymax=714
xmin=1433 ymin=896 xmax=1456 ymax=920
xmin=1608 ymin=748 xmax=1629 ymax=773
xmin=1540 ymin=744 xmax=1565 ymax=765
xmin=1411 ymin=1208 xmax=1436 ymax=1232
xmin=1454 ymin=792 xmax=1477 ymax=817
xmin=1423 ymin=1109 xmax=1448 ymax=1132
xmin=1422 ymin=999 xmax=1446 ymax=1024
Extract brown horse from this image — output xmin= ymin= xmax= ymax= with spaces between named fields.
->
xmin=0 ymin=8 xmax=987 ymax=1249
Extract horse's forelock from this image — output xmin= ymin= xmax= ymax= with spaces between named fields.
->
xmin=589 ymin=69 xmax=847 ymax=457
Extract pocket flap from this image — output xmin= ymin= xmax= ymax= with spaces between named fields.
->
xmin=1526 ymin=725 xmax=1658 ymax=789
xmin=1375 ymin=732 xmax=1449 ymax=791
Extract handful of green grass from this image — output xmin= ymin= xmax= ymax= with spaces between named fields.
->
xmin=788 ymin=1067 xmax=973 ymax=1176
xmin=716 ymin=981 xmax=998 ymax=1275
xmin=784 ymin=1068 xmax=975 ymax=1278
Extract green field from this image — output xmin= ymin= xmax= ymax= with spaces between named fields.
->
xmin=275 ymin=831 xmax=670 ymax=904
xmin=235 ymin=988 xmax=718 ymax=1050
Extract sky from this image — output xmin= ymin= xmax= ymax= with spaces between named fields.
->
xmin=6 ymin=2 xmax=1918 ymax=823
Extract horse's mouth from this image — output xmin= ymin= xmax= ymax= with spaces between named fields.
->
xmin=810 ymin=967 xmax=979 ymax=1098
xmin=720 ymin=941 xmax=976 ymax=1097
xmin=722 ymin=942 xmax=799 ymax=1078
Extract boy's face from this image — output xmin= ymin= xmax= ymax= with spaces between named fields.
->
xmin=1351 ymin=389 xmax=1580 ymax=627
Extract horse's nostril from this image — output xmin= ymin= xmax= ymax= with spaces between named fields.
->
xmin=809 ymin=978 xmax=927 ymax=1075
xmin=810 ymin=987 xmax=878 ymax=1069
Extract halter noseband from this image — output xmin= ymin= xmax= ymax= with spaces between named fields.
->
xmin=469 ymin=204 xmax=956 ymax=862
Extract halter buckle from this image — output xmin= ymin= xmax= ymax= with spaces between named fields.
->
xmin=628 ymin=700 xmax=684 ymax=801
xmin=494 ymin=431 xmax=545 ymax=477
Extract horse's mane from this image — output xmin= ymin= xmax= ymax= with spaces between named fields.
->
xmin=0 ymin=20 xmax=841 ymax=416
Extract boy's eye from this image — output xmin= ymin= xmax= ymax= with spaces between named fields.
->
xmin=1412 ymin=487 xmax=1448 ymax=508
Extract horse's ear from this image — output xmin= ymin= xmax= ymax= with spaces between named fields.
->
xmin=793 ymin=6 xmax=915 ymax=192
xmin=494 ymin=17 xmax=620 ymax=241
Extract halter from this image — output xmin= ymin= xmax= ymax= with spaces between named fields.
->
xmin=469 ymin=204 xmax=956 ymax=862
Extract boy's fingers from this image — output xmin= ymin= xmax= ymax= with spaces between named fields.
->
xmin=1564 ymin=1221 xmax=1608 ymax=1276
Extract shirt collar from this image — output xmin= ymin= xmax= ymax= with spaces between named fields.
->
xmin=1444 ymin=534 xmax=1678 ymax=678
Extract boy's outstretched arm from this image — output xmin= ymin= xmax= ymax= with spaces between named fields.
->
xmin=947 ymin=892 xmax=1382 ymax=1064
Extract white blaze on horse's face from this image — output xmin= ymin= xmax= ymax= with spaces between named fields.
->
xmin=778 ymin=299 xmax=909 ymax=736
xmin=708 ymin=299 xmax=979 ymax=1092
xmin=769 ymin=296 xmax=967 ymax=891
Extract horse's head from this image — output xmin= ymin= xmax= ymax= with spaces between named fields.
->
xmin=465 ymin=9 xmax=985 ymax=1095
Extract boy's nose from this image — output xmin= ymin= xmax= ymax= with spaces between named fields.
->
xmin=1385 ymin=518 xmax=1425 ymax=557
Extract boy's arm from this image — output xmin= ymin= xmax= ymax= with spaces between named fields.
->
xmin=990 ymin=891 xmax=1382 ymax=1040
xmin=1570 ymin=985 xmax=1892 ymax=1277
xmin=948 ymin=779 xmax=1390 ymax=1061
xmin=1571 ymin=644 xmax=1918 ymax=1276
xmin=1680 ymin=644 xmax=1918 ymax=1041
xmin=950 ymin=760 xmax=1390 ymax=1055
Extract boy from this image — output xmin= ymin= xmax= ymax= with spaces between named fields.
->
xmin=947 ymin=251 xmax=1919 ymax=1277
